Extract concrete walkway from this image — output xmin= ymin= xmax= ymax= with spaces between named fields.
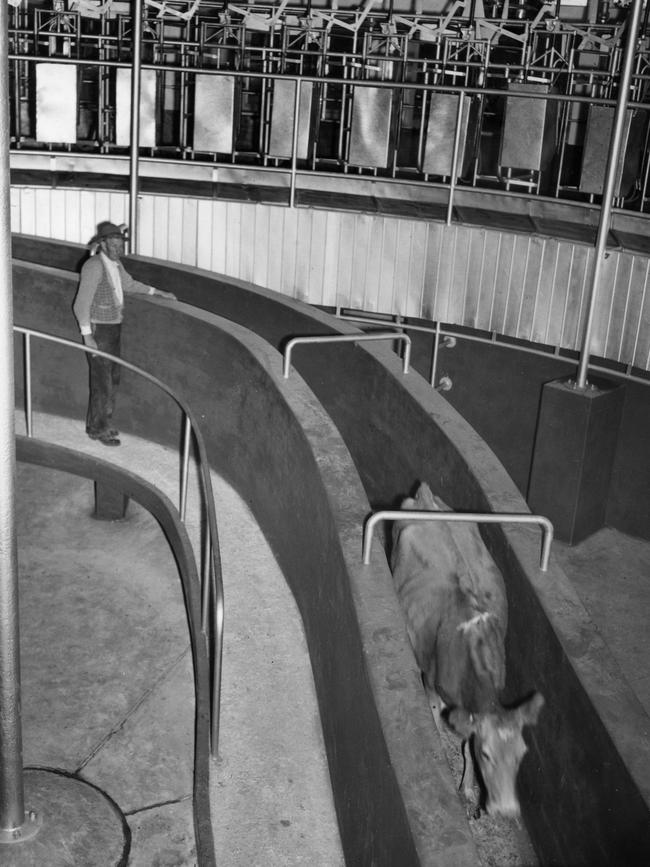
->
xmin=554 ymin=529 xmax=650 ymax=718
xmin=13 ymin=411 xmax=343 ymax=866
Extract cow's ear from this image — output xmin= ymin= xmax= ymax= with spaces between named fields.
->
xmin=518 ymin=692 xmax=545 ymax=727
xmin=446 ymin=708 xmax=475 ymax=738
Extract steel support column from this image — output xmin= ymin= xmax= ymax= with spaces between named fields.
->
xmin=576 ymin=0 xmax=644 ymax=389
xmin=0 ymin=0 xmax=28 ymax=838
xmin=128 ymin=0 xmax=144 ymax=253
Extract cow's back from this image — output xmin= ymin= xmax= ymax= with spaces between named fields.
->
xmin=391 ymin=482 xmax=507 ymax=703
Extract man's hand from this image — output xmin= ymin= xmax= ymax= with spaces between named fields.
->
xmin=155 ymin=289 xmax=177 ymax=301
xmin=83 ymin=334 xmax=98 ymax=351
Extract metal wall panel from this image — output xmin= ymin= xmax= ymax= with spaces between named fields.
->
xmin=116 ymin=68 xmax=156 ymax=148
xmin=578 ymin=106 xmax=636 ymax=197
xmin=294 ymin=209 xmax=311 ymax=301
xmin=336 ymin=211 xmax=357 ymax=308
xmin=269 ymin=80 xmax=313 ymax=160
xmin=265 ymin=205 xmax=284 ymax=294
xmin=562 ymin=244 xmax=591 ymax=348
xmin=531 ymin=238 xmax=559 ymax=344
xmin=9 ymin=187 xmax=650 ymax=373
xmin=518 ymin=235 xmax=546 ymax=340
xmin=36 ymin=63 xmax=77 ymax=144
xmin=378 ymin=217 xmax=399 ymax=313
xmin=633 ymin=264 xmax=650 ymax=369
xmin=196 ymin=198 xmax=215 ymax=271
xmin=349 ymin=213 xmax=373 ymax=310
xmin=321 ymin=211 xmax=341 ymax=308
xmin=405 ymin=221 xmax=428 ymax=319
xmin=348 ymin=86 xmax=393 ymax=168
xmin=225 ymin=201 xmax=242 ymax=277
xmin=307 ymin=210 xmax=328 ymax=303
xmin=280 ymin=205 xmax=298 ymax=296
xmin=620 ymin=258 xmax=649 ymax=365
xmin=422 ymin=223 xmax=444 ymax=322
xmin=499 ymin=83 xmax=549 ymax=171
xmin=423 ymin=93 xmax=470 ymax=178
xmin=193 ymin=74 xmax=235 ymax=154
xmin=463 ymin=229 xmax=487 ymax=327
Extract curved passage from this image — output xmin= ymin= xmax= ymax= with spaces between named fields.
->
xmin=15 ymin=437 xmax=215 ymax=867
xmin=11 ymin=264 xmax=478 ymax=866
xmin=11 ymin=246 xmax=650 ymax=866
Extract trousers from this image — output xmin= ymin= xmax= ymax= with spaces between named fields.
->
xmin=86 ymin=323 xmax=122 ymax=436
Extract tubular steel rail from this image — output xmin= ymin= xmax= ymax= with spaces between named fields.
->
xmin=282 ymin=330 xmax=412 ymax=378
xmin=14 ymin=325 xmax=225 ymax=759
xmin=362 ymin=509 xmax=554 ymax=572
xmin=336 ymin=310 xmax=650 ymax=391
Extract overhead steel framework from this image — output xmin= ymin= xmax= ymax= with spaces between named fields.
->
xmin=6 ymin=1 xmax=650 ymax=210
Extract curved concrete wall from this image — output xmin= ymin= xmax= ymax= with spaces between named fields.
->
xmin=11 ymin=263 xmax=478 ymax=866
xmin=11 ymin=245 xmax=650 ymax=865
xmin=13 ymin=232 xmax=649 ymax=540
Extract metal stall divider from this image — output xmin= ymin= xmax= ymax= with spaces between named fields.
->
xmin=35 ymin=62 xmax=77 ymax=144
xmin=268 ymin=78 xmax=313 ymax=161
xmin=193 ymin=73 xmax=236 ymax=155
xmin=423 ymin=92 xmax=472 ymax=179
xmin=116 ymin=66 xmax=157 ymax=148
xmin=348 ymin=84 xmax=393 ymax=169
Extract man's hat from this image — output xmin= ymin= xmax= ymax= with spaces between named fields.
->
xmin=88 ymin=221 xmax=127 ymax=248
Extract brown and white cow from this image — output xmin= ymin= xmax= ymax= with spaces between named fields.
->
xmin=391 ymin=481 xmax=544 ymax=818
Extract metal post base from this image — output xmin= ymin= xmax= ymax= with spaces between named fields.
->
xmin=0 ymin=810 xmax=41 ymax=844
xmin=0 ymin=768 xmax=130 ymax=866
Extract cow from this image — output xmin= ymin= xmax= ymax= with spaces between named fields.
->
xmin=390 ymin=481 xmax=544 ymax=819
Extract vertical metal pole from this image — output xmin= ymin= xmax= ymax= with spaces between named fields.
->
xmin=430 ymin=320 xmax=441 ymax=387
xmin=211 ymin=545 xmax=224 ymax=758
xmin=201 ymin=533 xmax=211 ymax=633
xmin=179 ymin=415 xmax=191 ymax=522
xmin=445 ymin=93 xmax=465 ymax=226
xmin=24 ymin=333 xmax=32 ymax=438
xmin=576 ymin=0 xmax=643 ymax=389
xmin=0 ymin=0 xmax=27 ymax=832
xmin=128 ymin=0 xmax=144 ymax=253
xmin=289 ymin=77 xmax=300 ymax=209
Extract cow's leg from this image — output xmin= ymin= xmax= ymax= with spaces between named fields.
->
xmin=460 ymin=739 xmax=481 ymax=818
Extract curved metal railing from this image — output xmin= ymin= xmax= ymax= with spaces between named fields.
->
xmin=336 ymin=310 xmax=650 ymax=391
xmin=14 ymin=325 xmax=224 ymax=758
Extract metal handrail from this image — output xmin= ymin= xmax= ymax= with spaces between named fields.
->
xmin=336 ymin=311 xmax=650 ymax=390
xmin=362 ymin=509 xmax=554 ymax=572
xmin=283 ymin=331 xmax=411 ymax=379
xmin=13 ymin=325 xmax=224 ymax=757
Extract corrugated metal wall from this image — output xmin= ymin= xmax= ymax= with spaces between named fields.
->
xmin=10 ymin=186 xmax=650 ymax=372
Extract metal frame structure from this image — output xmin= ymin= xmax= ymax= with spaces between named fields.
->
xmin=6 ymin=3 xmax=650 ymax=212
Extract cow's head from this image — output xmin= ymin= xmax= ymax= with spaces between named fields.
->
xmin=447 ymin=692 xmax=545 ymax=818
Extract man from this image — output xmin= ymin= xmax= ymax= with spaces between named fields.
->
xmin=73 ymin=221 xmax=177 ymax=446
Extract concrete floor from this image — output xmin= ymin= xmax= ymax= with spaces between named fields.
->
xmin=11 ymin=411 xmax=343 ymax=867
xmin=8 ymin=410 xmax=649 ymax=865
xmin=554 ymin=530 xmax=650 ymax=718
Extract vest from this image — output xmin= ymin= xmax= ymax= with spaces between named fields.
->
xmin=88 ymin=257 xmax=124 ymax=324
